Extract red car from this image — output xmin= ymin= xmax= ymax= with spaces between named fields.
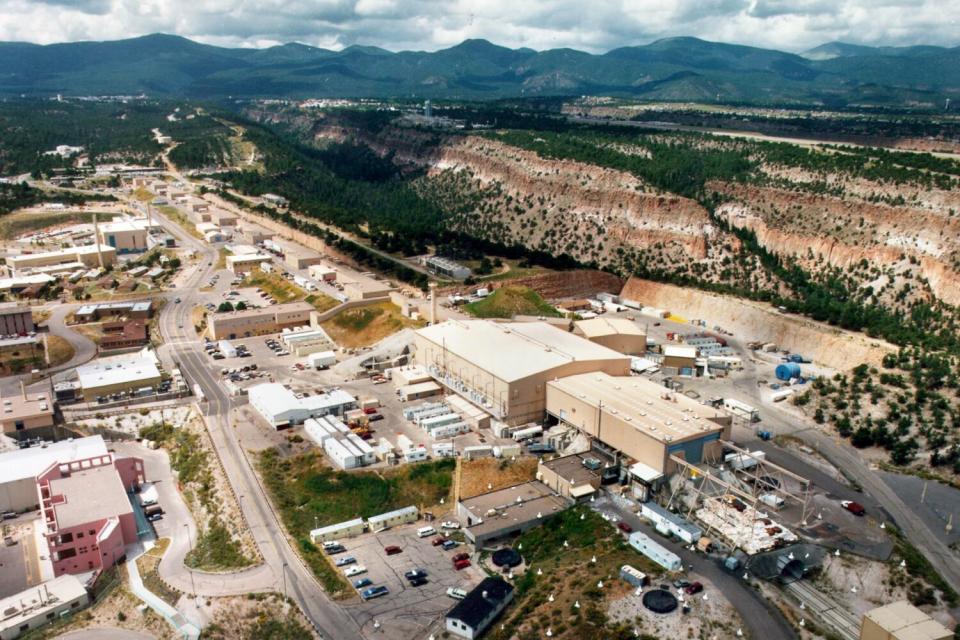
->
xmin=453 ymin=559 xmax=471 ymax=571
xmin=684 ymin=582 xmax=703 ymax=595
xmin=363 ymin=407 xmax=378 ymax=415
xmin=452 ymin=552 xmax=469 ymax=563
xmin=617 ymin=522 xmax=633 ymax=534
xmin=841 ymin=500 xmax=866 ymax=516
xmin=431 ymin=537 xmax=445 ymax=547
xmin=385 ymin=545 xmax=402 ymax=555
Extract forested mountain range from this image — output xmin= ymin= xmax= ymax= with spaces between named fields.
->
xmin=0 ymin=33 xmax=958 ymax=106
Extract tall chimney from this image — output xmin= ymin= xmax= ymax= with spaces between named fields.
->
xmin=92 ymin=213 xmax=104 ymax=269
xmin=429 ymin=282 xmax=437 ymax=325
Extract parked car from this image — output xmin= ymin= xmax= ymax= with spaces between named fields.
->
xmin=440 ymin=521 xmax=460 ymax=530
xmin=452 ymin=552 xmax=469 ymax=563
xmin=361 ymin=586 xmax=389 ymax=601
xmin=408 ymin=576 xmax=428 ymax=587
xmin=841 ymin=500 xmax=866 ymax=516
xmin=404 ymin=569 xmax=427 ymax=580
xmin=147 ymin=514 xmax=163 ymax=522
xmin=446 ymin=587 xmax=467 ymax=600
xmin=363 ymin=407 xmax=378 ymax=415
xmin=384 ymin=545 xmax=402 ymax=555
xmin=684 ymin=582 xmax=704 ymax=595
xmin=368 ymin=413 xmax=384 ymax=422
xmin=453 ymin=559 xmax=471 ymax=571
xmin=324 ymin=544 xmax=346 ymax=555
xmin=334 ymin=556 xmax=356 ymax=567
xmin=672 ymin=579 xmax=690 ymax=589
xmin=343 ymin=565 xmax=367 ymax=578
xmin=617 ymin=521 xmax=633 ymax=534
xmin=353 ymin=578 xmax=372 ymax=589
xmin=431 ymin=537 xmax=445 ymax=547
xmin=441 ymin=540 xmax=459 ymax=551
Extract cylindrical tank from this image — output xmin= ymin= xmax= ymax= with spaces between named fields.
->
xmin=775 ymin=362 xmax=802 ymax=381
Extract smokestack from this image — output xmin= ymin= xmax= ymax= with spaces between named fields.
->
xmin=92 ymin=213 xmax=104 ymax=269
xmin=429 ymin=282 xmax=437 ymax=325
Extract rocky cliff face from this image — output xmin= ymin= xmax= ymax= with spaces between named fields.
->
xmin=712 ymin=182 xmax=960 ymax=307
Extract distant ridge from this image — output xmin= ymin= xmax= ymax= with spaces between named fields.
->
xmin=0 ymin=33 xmax=957 ymax=106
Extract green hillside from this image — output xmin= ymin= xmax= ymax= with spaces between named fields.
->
xmin=464 ymin=286 xmax=562 ymax=319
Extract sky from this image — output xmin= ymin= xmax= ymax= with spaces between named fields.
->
xmin=0 ymin=0 xmax=957 ymax=53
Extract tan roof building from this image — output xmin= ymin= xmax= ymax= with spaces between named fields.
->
xmin=860 ymin=601 xmax=952 ymax=640
xmin=414 ymin=320 xmax=631 ymax=425
xmin=546 ymin=372 xmax=730 ymax=476
xmin=207 ymin=301 xmax=313 ymax=340
xmin=574 ymin=317 xmax=647 ymax=355
xmin=0 ymin=392 xmax=55 ymax=435
xmin=341 ymin=273 xmax=392 ymax=300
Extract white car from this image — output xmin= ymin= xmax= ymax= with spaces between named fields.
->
xmin=446 ymin=587 xmax=467 ymax=600
xmin=343 ymin=565 xmax=367 ymax=578
xmin=440 ymin=521 xmax=461 ymax=530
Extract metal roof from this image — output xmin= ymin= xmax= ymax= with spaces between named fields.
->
xmin=864 ymin=601 xmax=952 ymax=639
xmin=575 ymin=317 xmax=646 ymax=339
xmin=417 ymin=320 xmax=629 ymax=383
xmin=0 ymin=436 xmax=108 ymax=484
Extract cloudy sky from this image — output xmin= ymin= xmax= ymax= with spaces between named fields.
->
xmin=0 ymin=0 xmax=956 ymax=53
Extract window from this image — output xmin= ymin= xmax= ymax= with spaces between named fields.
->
xmin=20 ymin=624 xmax=29 ymax=632
xmin=77 ymin=532 xmax=84 ymax=539
xmin=47 ymin=612 xmax=55 ymax=620
xmin=14 ymin=420 xmax=24 ymax=431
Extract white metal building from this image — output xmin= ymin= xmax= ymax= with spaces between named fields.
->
xmin=641 ymin=501 xmax=702 ymax=544
xmin=366 ymin=506 xmax=418 ymax=531
xmin=0 ymin=575 xmax=89 ymax=639
xmin=249 ymin=383 xmax=356 ymax=429
xmin=628 ymin=531 xmax=682 ymax=571
xmin=309 ymin=518 xmax=365 ymax=544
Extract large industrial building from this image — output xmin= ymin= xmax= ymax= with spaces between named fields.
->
xmin=0 ymin=575 xmax=90 ymax=640
xmin=38 ymin=451 xmax=145 ymax=577
xmin=0 ymin=436 xmax=108 ymax=513
xmin=249 ymin=383 xmax=356 ymax=429
xmin=206 ymin=301 xmax=313 ymax=340
xmin=6 ymin=245 xmax=116 ymax=276
xmin=574 ymin=317 xmax=647 ymax=355
xmin=97 ymin=218 xmax=156 ymax=253
xmin=0 ymin=302 xmax=34 ymax=335
xmin=860 ymin=601 xmax=952 ymax=640
xmin=545 ymin=372 xmax=731 ymax=478
xmin=457 ymin=481 xmax=571 ymax=547
xmin=74 ymin=349 xmax=162 ymax=402
xmin=414 ymin=320 xmax=631 ymax=425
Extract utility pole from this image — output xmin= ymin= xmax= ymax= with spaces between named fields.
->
xmin=184 ymin=524 xmax=197 ymax=603
xmin=282 ymin=562 xmax=288 ymax=601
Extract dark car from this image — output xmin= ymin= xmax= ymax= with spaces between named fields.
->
xmin=353 ymin=577 xmax=372 ymax=589
xmin=441 ymin=540 xmax=459 ymax=551
xmin=361 ymin=586 xmax=389 ymax=600
xmin=841 ymin=500 xmax=866 ymax=516
xmin=385 ymin=545 xmax=402 ymax=556
xmin=408 ymin=576 xmax=428 ymax=587
xmin=325 ymin=544 xmax=346 ymax=555
xmin=404 ymin=569 xmax=427 ymax=580
xmin=368 ymin=413 xmax=384 ymax=422
xmin=617 ymin=521 xmax=633 ymax=534
xmin=684 ymin=582 xmax=704 ymax=595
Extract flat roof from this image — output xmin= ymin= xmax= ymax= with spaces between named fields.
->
xmin=0 ymin=436 xmax=108 ymax=484
xmin=417 ymin=320 xmax=630 ymax=383
xmin=0 ymin=392 xmax=54 ymax=421
xmin=0 ymin=302 xmax=30 ymax=316
xmin=75 ymin=300 xmax=152 ymax=316
xmin=367 ymin=505 xmax=418 ymax=524
xmin=76 ymin=350 xmax=160 ymax=390
xmin=249 ymin=383 xmax=355 ymax=419
xmin=663 ymin=344 xmax=698 ymax=358
xmin=575 ymin=317 xmax=646 ymax=339
xmin=460 ymin=481 xmax=569 ymax=539
xmin=7 ymin=244 xmax=116 ymax=262
xmin=49 ymin=464 xmax=132 ymax=529
xmin=548 ymin=372 xmax=726 ymax=443
xmin=864 ymin=601 xmax=952 ymax=639
xmin=211 ymin=300 xmax=313 ymax=321
xmin=0 ymin=575 xmax=88 ymax=631
xmin=99 ymin=219 xmax=153 ymax=233
xmin=540 ymin=453 xmax=602 ymax=486
xmin=226 ymin=253 xmax=273 ymax=263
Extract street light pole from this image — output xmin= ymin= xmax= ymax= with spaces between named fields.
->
xmin=184 ymin=524 xmax=197 ymax=603
xmin=282 ymin=562 xmax=288 ymax=601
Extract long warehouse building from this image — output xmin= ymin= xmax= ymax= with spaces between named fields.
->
xmin=546 ymin=372 xmax=731 ymax=478
xmin=414 ymin=320 xmax=630 ymax=425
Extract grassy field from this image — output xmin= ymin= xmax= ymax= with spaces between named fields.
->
xmin=305 ymin=292 xmax=339 ymax=313
xmin=0 ymin=210 xmax=96 ymax=240
xmin=132 ymin=187 xmax=154 ymax=202
xmin=0 ymin=340 xmax=45 ymax=373
xmin=257 ymin=449 xmax=455 ymax=596
xmin=460 ymin=457 xmax=538 ymax=500
xmin=464 ymin=285 xmax=561 ymax=319
xmin=489 ymin=506 xmax=668 ymax=640
xmin=157 ymin=205 xmax=203 ymax=240
xmin=242 ymin=271 xmax=303 ymax=304
xmin=185 ymin=523 xmax=252 ymax=571
xmin=46 ymin=334 xmax=76 ymax=367
xmin=321 ymin=301 xmax=423 ymax=348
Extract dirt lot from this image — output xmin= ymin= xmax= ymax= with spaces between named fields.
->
xmin=459 ymin=457 xmax=539 ymax=500
xmin=321 ymin=302 xmax=424 ymax=349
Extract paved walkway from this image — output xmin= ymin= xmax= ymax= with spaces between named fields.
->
xmin=126 ymin=547 xmax=200 ymax=640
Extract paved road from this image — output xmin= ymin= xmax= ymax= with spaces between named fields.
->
xmin=56 ymin=628 xmax=155 ymax=640
xmin=152 ymin=198 xmax=362 ymax=639
xmin=594 ymin=496 xmax=797 ymax=640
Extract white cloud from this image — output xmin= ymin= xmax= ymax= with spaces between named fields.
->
xmin=0 ymin=0 xmax=955 ymax=52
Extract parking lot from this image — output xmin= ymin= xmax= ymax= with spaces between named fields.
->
xmin=337 ymin=523 xmax=483 ymax=637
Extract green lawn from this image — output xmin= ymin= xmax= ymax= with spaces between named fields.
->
xmin=465 ymin=285 xmax=561 ymax=319
xmin=257 ymin=449 xmax=454 ymax=596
